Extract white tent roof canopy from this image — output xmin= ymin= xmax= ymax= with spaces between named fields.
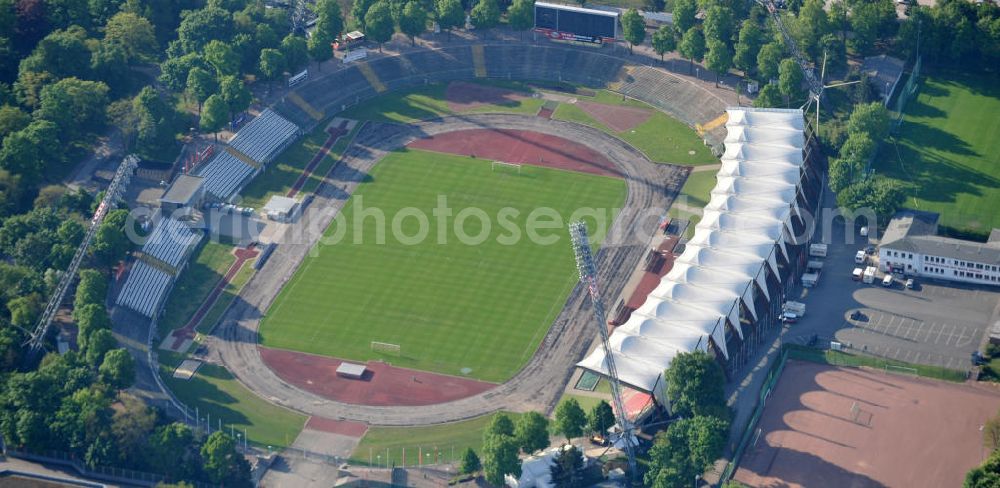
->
xmin=577 ymin=107 xmax=805 ymax=394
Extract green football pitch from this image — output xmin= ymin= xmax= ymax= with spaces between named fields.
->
xmin=258 ymin=149 xmax=626 ymax=382
xmin=881 ymin=71 xmax=1000 ymax=236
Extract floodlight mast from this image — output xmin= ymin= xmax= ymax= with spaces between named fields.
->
xmin=568 ymin=221 xmax=638 ymax=481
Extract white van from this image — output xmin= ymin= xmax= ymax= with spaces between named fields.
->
xmin=882 ymin=274 xmax=893 ymax=287
xmin=852 ymin=267 xmax=864 ymax=281
xmin=855 ymin=250 xmax=867 ymax=264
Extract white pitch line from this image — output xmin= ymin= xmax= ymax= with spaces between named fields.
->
xmin=946 ymin=326 xmax=957 ymax=345
xmin=904 ymin=350 xmax=914 ymax=362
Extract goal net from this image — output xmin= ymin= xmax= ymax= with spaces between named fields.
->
xmin=371 ymin=341 xmax=401 ymax=356
xmin=491 ymin=161 xmax=522 ymax=175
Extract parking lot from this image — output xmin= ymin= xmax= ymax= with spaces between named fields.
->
xmin=785 ymin=202 xmax=1000 ymax=372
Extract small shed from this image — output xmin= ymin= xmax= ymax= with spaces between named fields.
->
xmin=160 ymin=174 xmax=206 ymax=217
xmin=263 ymin=195 xmax=302 ymax=223
xmin=336 ymin=362 xmax=367 ymax=379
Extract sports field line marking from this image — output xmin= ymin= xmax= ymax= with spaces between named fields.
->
xmin=945 ymin=325 xmax=957 ymax=345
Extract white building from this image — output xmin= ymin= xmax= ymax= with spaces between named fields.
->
xmin=505 ymin=445 xmax=588 ymax=488
xmin=878 ymin=209 xmax=1000 ymax=286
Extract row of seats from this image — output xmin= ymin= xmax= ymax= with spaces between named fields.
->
xmin=116 ymin=261 xmax=173 ymax=318
xmin=228 ymin=109 xmax=300 ymax=164
xmin=194 ymin=151 xmax=257 ymax=201
xmin=140 ymin=218 xmax=203 ymax=270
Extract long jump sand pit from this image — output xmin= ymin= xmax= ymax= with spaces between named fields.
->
xmin=734 ymin=360 xmax=1000 ymax=488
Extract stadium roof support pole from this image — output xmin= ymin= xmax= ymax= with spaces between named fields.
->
xmin=568 ymin=221 xmax=638 ymax=481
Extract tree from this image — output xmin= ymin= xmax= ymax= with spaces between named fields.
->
xmin=471 ymin=0 xmax=500 ymax=36
xmin=673 ymin=0 xmax=697 ymax=34
xmin=839 ymin=132 xmax=876 ymax=162
xmin=111 ymin=395 xmax=156 ymax=466
xmin=705 ymin=39 xmax=733 ymax=87
xmin=351 ymin=0 xmax=377 ymax=32
xmin=219 ymin=75 xmax=252 ymax=117
xmin=828 ymin=157 xmax=865 ymax=193
xmin=158 ymin=53 xmax=210 ymax=92
xmin=847 ymin=102 xmax=889 ymax=141
xmin=7 ymin=293 xmax=41 ymax=329
xmin=201 ymin=431 xmax=252 ymax=486
xmin=651 ymin=24 xmax=676 ymax=61
xmin=200 ymin=94 xmax=228 ymax=141
xmin=484 ymin=413 xmax=515 ymax=441
xmin=756 ymin=42 xmax=782 ymax=81
xmin=482 ymin=434 xmax=520 ymax=486
xmin=985 ymin=412 xmax=1000 ymax=452
xmin=37 ymin=78 xmax=110 ymax=142
xmin=308 ymin=0 xmax=343 ymax=69
xmin=793 ymin=0 xmax=829 ymax=61
xmin=645 ymin=416 xmax=729 ymax=488
xmin=258 ymin=48 xmax=286 ymax=87
xmin=436 ymin=0 xmax=464 ymax=41
xmin=777 ymin=58 xmax=803 ymax=106
xmin=103 ymin=12 xmax=157 ymax=63
xmin=0 ymin=105 xmax=29 ymax=139
xmin=280 ymin=34 xmax=309 ymax=73
xmin=176 ymin=7 xmax=233 ymax=54
xmin=621 ymin=9 xmax=646 ymax=54
xmin=703 ymin=6 xmax=733 ymax=44
xmin=665 ymin=351 xmax=727 ymax=419
xmin=99 ymin=349 xmax=135 ymax=391
xmin=967 ymin=450 xmax=1000 ymax=488
xmin=185 ymin=66 xmax=217 ymax=114
xmin=587 ymin=400 xmax=615 ymax=436
xmin=514 ymin=411 xmax=550 ymax=454
xmin=204 ymin=40 xmax=239 ymax=76
xmin=508 ymin=0 xmax=534 ymax=40
xmin=678 ymin=27 xmax=706 ymax=75
xmin=836 ymin=176 xmax=906 ymax=222
xmin=75 ymin=269 xmax=107 ymax=311
xmin=553 ymin=397 xmax=587 ymax=443
xmin=398 ymin=1 xmax=427 ymax=46
xmin=85 ymin=328 xmax=116 ymax=366
xmin=549 ymin=445 xmax=584 ymax=488
xmin=147 ymin=423 xmax=197 ymax=480
xmin=460 ymin=447 xmax=481 ymax=474
xmin=733 ymin=20 xmax=763 ymax=75
xmin=20 ymin=26 xmax=92 ymax=80
xmin=76 ymin=303 xmax=111 ymax=352
xmin=90 ymin=211 xmax=129 ymax=267
xmin=364 ymin=2 xmax=394 ymax=52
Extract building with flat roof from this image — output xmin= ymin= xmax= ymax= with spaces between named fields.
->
xmin=878 ymin=209 xmax=1000 ymax=286
xmin=262 ymin=195 xmax=301 ymax=223
xmin=160 ymin=174 xmax=205 ymax=217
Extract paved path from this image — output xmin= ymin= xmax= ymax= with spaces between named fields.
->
xmin=212 ymin=113 xmax=687 ymax=426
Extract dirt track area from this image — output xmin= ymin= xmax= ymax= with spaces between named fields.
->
xmin=212 ymin=114 xmax=688 ymax=425
xmin=734 ymin=360 xmax=1000 ymax=488
xmin=576 ymin=100 xmax=652 ymax=132
xmin=445 ymin=81 xmax=527 ymax=112
xmin=407 ymin=128 xmax=621 ymax=178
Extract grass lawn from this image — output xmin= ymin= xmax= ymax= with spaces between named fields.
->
xmin=195 ymin=258 xmax=256 ymax=334
xmin=340 ymin=81 xmax=544 ymax=124
xmin=239 ymin=123 xmax=359 ymax=208
xmin=879 ymin=71 xmax=1000 ymax=237
xmin=159 ymin=351 xmax=307 ymax=448
xmin=259 ymin=149 xmax=625 ymax=382
xmin=677 ymin=170 xmax=717 ymax=209
xmin=563 ymin=393 xmax=605 ymax=414
xmin=350 ymin=412 xmax=523 ymax=467
xmin=157 ymin=241 xmax=236 ymax=338
xmin=552 ymin=92 xmax=717 ymax=166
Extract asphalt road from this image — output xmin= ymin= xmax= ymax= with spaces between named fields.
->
xmin=211 ymin=113 xmax=688 ymax=426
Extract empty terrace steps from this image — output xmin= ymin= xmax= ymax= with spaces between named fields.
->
xmin=136 ymin=252 xmax=180 ymax=277
xmin=356 ymin=62 xmax=388 ymax=93
xmin=224 ymin=145 xmax=261 ymax=169
xmin=286 ymin=91 xmax=324 ymax=121
xmin=472 ymin=45 xmax=487 ymax=78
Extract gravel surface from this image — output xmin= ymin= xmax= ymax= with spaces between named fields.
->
xmin=212 ymin=114 xmax=687 ymax=426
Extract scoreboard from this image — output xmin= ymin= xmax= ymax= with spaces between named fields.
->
xmin=534 ymin=2 xmax=619 ymax=44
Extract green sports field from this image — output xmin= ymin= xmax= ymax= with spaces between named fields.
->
xmin=880 ymin=71 xmax=1000 ymax=237
xmin=259 ymin=149 xmax=625 ymax=382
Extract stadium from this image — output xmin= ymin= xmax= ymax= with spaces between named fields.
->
xmin=107 ymin=37 xmax=822 ymax=432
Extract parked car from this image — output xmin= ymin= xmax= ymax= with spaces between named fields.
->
xmin=882 ymin=274 xmax=894 ymax=287
xmin=905 ymin=278 xmax=915 ymax=289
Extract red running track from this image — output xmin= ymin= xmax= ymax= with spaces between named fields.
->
xmin=287 ymin=120 xmax=349 ymax=198
xmin=259 ymin=347 xmax=497 ymax=406
xmin=407 ymin=129 xmax=622 ymax=178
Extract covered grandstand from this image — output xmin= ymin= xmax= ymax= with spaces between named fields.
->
xmin=228 ymin=109 xmax=300 ymax=164
xmin=116 ymin=218 xmax=204 ymax=318
xmin=578 ymin=108 xmax=812 ymax=404
xmin=194 ymin=151 xmax=256 ymax=201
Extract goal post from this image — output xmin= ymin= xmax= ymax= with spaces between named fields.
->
xmin=371 ymin=341 xmax=401 ymax=356
xmin=491 ymin=161 xmax=522 ymax=175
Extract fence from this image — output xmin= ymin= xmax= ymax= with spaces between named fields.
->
xmin=718 ymin=342 xmax=967 ymax=483
xmin=2 ymin=446 xmax=198 ymax=487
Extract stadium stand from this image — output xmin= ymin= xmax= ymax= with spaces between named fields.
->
xmin=194 ymin=150 xmax=256 ymax=201
xmin=578 ymin=108 xmax=808 ymax=399
xmin=227 ymin=109 xmax=299 ymax=165
xmin=614 ymin=66 xmax=725 ymax=134
xmin=116 ymin=261 xmax=174 ymax=318
xmin=139 ymin=218 xmax=203 ymax=271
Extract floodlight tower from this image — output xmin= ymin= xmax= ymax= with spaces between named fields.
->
xmin=568 ymin=221 xmax=637 ymax=481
